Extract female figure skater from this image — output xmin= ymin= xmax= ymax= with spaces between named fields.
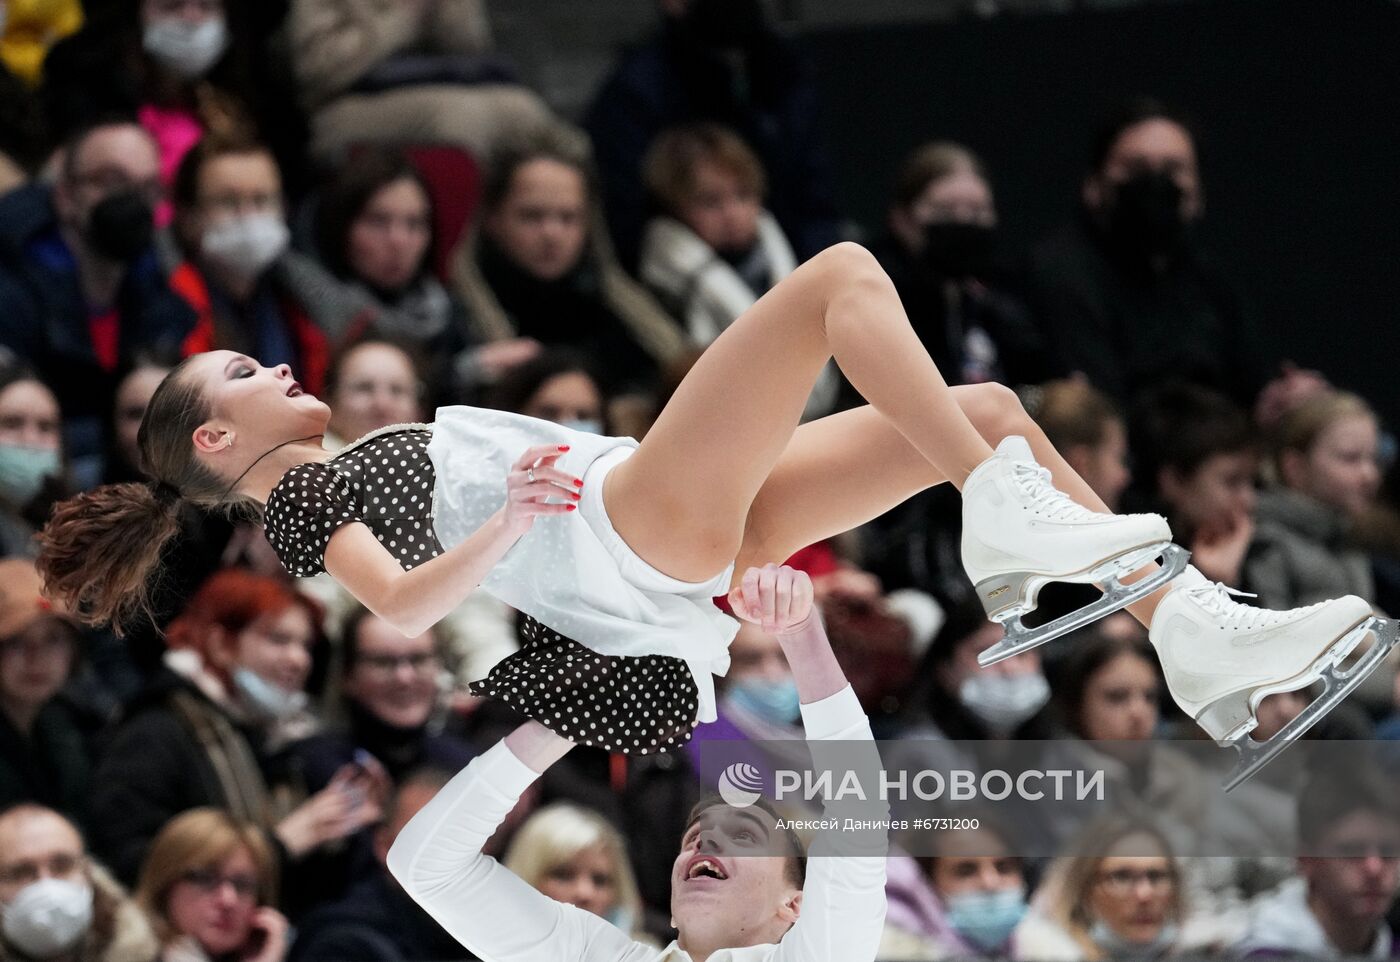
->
xmin=37 ymin=243 xmax=1382 ymax=782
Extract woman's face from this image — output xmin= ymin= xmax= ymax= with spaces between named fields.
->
xmin=537 ymin=844 xmax=618 ymax=919
xmin=929 ymin=829 xmax=1023 ymax=898
xmin=235 ymin=605 xmax=314 ymax=693
xmin=1088 ymin=851 xmax=1176 ymax=946
xmin=165 ymin=847 xmax=259 ymax=957
xmin=677 ymin=159 xmax=762 ymax=256
xmin=1163 ymin=450 xmax=1257 ymax=534
xmin=1079 ymin=653 xmax=1158 ymax=741
xmin=0 ymin=620 xmax=75 ymax=714
xmin=1291 ymin=414 xmax=1381 ymax=518
xmin=327 ymin=343 xmax=423 ymax=444
xmin=114 ymin=366 xmax=170 ymax=473
xmin=485 ymin=158 xmax=589 ymax=282
xmin=347 ymin=178 xmax=433 ymax=293
xmin=186 ymin=351 xmax=332 ymax=475
xmin=521 ymin=372 xmax=603 ymax=427
xmin=0 ymin=380 xmax=62 ymax=452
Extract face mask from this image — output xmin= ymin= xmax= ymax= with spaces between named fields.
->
xmin=0 ymin=445 xmax=60 ymax=506
xmin=727 ymin=677 xmax=801 ymax=726
xmin=85 ymin=190 xmax=155 ymax=262
xmin=559 ymin=418 xmax=603 ymax=436
xmin=1103 ymin=170 xmax=1189 ymax=258
xmin=143 ymin=17 xmax=229 ymax=78
xmin=1088 ymin=919 xmax=1179 ymax=958
xmin=202 ymin=214 xmax=289 ymax=279
xmin=1 ymin=877 xmax=94 ymax=958
xmin=958 ymin=672 xmax=1050 ymax=734
xmin=233 ymin=667 xmax=306 ymax=722
xmin=944 ymin=887 xmax=1027 ymax=952
xmin=922 ymin=221 xmax=997 ymax=279
xmin=685 ymin=0 xmax=766 ymax=49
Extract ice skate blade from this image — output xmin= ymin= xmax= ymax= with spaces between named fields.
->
xmin=1221 ymin=616 xmax=1400 ymax=793
xmin=977 ymin=543 xmax=1190 ymax=667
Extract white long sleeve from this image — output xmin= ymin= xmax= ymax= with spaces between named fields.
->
xmin=388 ymin=685 xmax=886 ymax=962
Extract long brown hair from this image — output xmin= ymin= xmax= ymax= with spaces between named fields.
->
xmin=36 ymin=356 xmax=254 ymax=635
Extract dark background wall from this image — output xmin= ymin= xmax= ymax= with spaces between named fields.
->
xmin=802 ymin=0 xmax=1400 ymax=425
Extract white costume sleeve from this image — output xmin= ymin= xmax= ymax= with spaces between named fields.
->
xmin=386 ymin=743 xmax=653 ymax=962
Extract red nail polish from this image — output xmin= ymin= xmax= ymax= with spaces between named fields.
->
xmin=570 ymin=492 xmax=581 ymax=500
xmin=567 ymin=504 xmax=577 ymax=511
xmin=574 ymin=478 xmax=584 ymax=486
xmin=558 ymin=445 xmax=571 ymax=451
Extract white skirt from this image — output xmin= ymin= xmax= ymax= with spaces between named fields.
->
xmin=426 ymin=406 xmax=738 ymax=723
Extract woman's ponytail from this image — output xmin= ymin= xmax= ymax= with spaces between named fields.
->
xmin=36 ymin=480 xmax=186 ymax=635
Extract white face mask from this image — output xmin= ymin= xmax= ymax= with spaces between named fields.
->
xmin=143 ymin=16 xmax=229 ymax=78
xmin=958 ymin=671 xmax=1050 ymax=734
xmin=559 ymin=418 xmax=603 ymax=436
xmin=202 ymin=213 xmax=290 ymax=279
xmin=233 ymin=667 xmax=306 ymax=721
xmin=1 ymin=877 xmax=94 ymax=959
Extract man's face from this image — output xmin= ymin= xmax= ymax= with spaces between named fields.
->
xmin=670 ymin=806 xmax=800 ymax=949
xmin=0 ymin=811 xmax=87 ymax=905
xmin=1299 ymin=810 xmax=1400 ymax=928
xmin=343 ymin=616 xmax=440 ymax=730
xmin=55 ymin=126 xmax=161 ymax=235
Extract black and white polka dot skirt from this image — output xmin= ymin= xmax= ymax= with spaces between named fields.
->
xmin=470 ymin=616 xmax=701 ymax=754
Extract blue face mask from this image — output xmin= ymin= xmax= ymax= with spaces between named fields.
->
xmin=944 ymin=887 xmax=1027 ymax=952
xmin=0 ymin=445 xmax=60 ymax=506
xmin=232 ymin=667 xmax=306 ymax=721
xmin=727 ymin=678 xmax=801 ymax=725
xmin=1088 ymin=919 xmax=1179 ymax=958
xmin=559 ymin=418 xmax=603 ymax=436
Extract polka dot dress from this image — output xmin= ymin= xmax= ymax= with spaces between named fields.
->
xmin=263 ymin=425 xmax=702 ymax=754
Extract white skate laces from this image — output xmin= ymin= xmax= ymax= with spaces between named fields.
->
xmin=1180 ymin=579 xmax=1325 ymax=632
xmin=1012 ymin=461 xmax=1099 ymax=522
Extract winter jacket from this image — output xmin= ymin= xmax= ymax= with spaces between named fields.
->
xmin=0 ymin=700 xmax=91 ymax=827
xmin=288 ymin=872 xmax=474 ymax=962
xmin=0 ymin=861 xmax=159 ymax=962
xmin=1245 ymin=487 xmax=1377 ymax=610
xmin=1236 ymin=877 xmax=1399 ymax=959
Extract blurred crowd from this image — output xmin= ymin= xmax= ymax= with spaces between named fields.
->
xmin=2 ymin=1 xmax=1399 ymax=961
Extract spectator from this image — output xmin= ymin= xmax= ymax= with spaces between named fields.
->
xmin=1248 ymin=391 xmax=1381 ymax=610
xmin=486 ymin=350 xmax=609 ymax=436
xmin=0 ymin=357 xmax=66 ymax=558
xmin=1024 ymin=97 xmax=1274 ymax=409
xmin=0 ymin=559 xmax=88 ymax=823
xmin=881 ymin=821 xmax=1029 ymax=960
xmin=134 ymin=808 xmax=287 ymax=962
xmin=104 ymin=353 xmax=176 ymax=485
xmin=0 ymin=803 xmax=159 ymax=962
xmin=0 ymin=57 xmax=46 ymax=195
xmin=503 ymin=803 xmax=653 ymax=944
xmin=1013 ymin=816 xmax=1198 ymax=960
xmin=1133 ymin=383 xmax=1259 ymax=586
xmin=873 ymin=141 xmax=1052 ymax=389
xmin=41 ymin=0 xmax=263 ymax=225
xmin=89 ymin=569 xmax=376 ymax=885
xmin=1027 ymin=379 xmax=1130 ymax=512
xmin=287 ymin=0 xmax=558 ymax=167
xmin=321 ymin=339 xmax=426 ymax=451
xmin=453 ymin=135 xmax=687 ymax=398
xmin=586 ymin=0 xmax=842 ymax=268
xmin=639 ymin=123 xmax=835 ymax=420
xmin=169 ymin=135 xmax=330 ymax=396
xmin=288 ymin=767 xmax=472 ymax=962
xmin=295 ymin=345 xmax=517 ymax=690
xmin=1237 ymin=766 xmax=1400 ymax=958
xmin=287 ymin=608 xmax=474 ymax=793
xmin=0 ymin=120 xmax=194 ymax=488
xmin=312 ymin=151 xmax=530 ymax=405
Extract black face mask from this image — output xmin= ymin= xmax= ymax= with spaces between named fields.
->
xmin=684 ymin=0 xmax=767 ymax=49
xmin=922 ymin=221 xmax=997 ymax=279
xmin=1102 ymin=170 xmax=1189 ymax=259
xmin=85 ymin=190 xmax=155 ymax=263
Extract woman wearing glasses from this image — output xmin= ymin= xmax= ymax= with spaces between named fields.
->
xmin=1012 ymin=816 xmax=1191 ymax=961
xmin=135 ymin=808 xmax=287 ymax=962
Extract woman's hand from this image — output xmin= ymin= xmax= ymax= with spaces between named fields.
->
xmin=241 ymin=907 xmax=290 ymax=962
xmin=273 ymin=763 xmax=385 ymax=857
xmin=727 ymin=563 xmax=816 ymax=635
xmin=499 ymin=444 xmax=583 ymax=539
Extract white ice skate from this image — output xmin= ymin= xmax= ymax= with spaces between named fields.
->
xmin=1150 ymin=565 xmax=1399 ymax=791
xmin=963 ymin=436 xmax=1188 ymax=666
